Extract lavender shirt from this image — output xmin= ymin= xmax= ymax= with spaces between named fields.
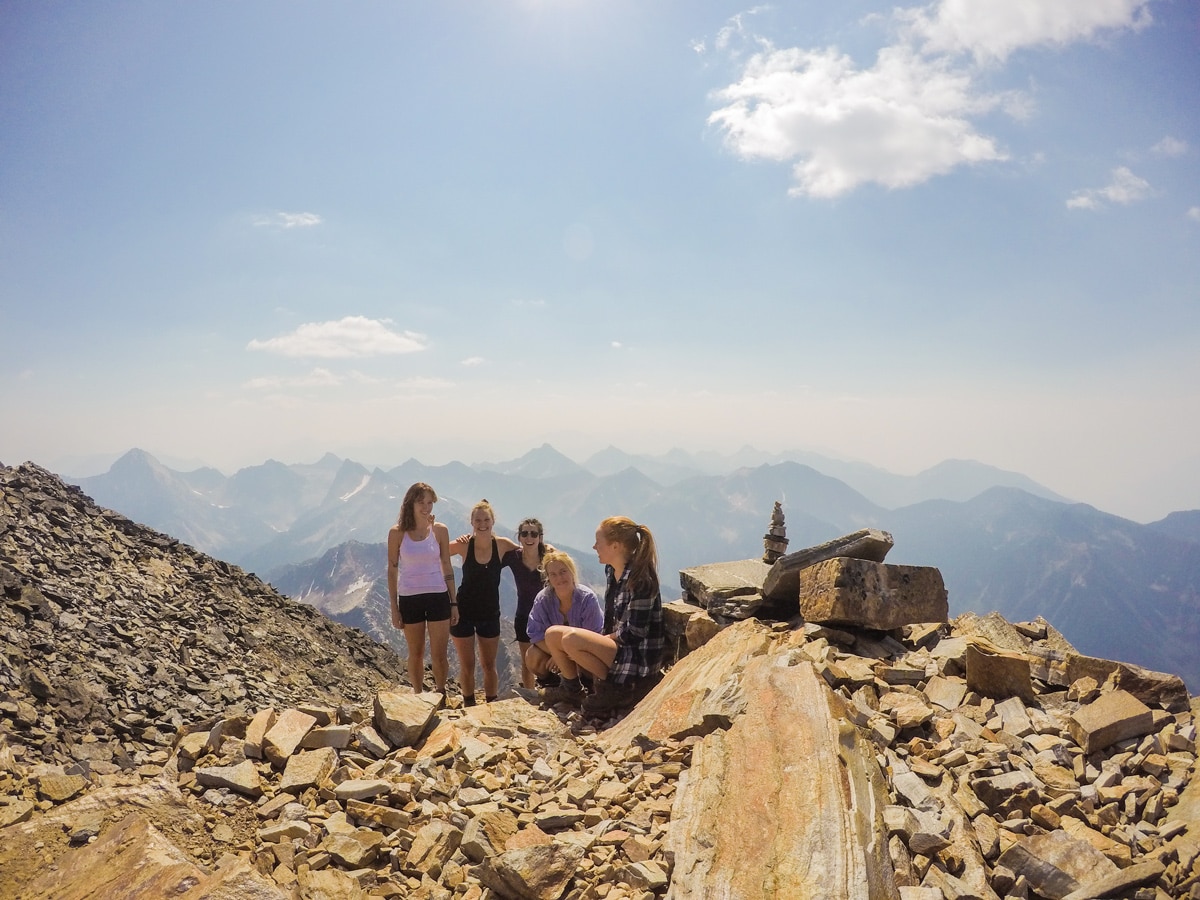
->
xmin=526 ymin=584 xmax=604 ymax=645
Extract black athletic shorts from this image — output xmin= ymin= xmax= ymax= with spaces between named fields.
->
xmin=450 ymin=614 xmax=501 ymax=639
xmin=397 ymin=591 xmax=452 ymax=624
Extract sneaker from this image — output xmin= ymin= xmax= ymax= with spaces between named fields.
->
xmin=540 ymin=679 xmax=586 ymax=706
xmin=582 ymin=673 xmax=660 ymax=715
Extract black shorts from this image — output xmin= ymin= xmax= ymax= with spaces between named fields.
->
xmin=514 ymin=596 xmax=535 ymax=644
xmin=397 ymin=591 xmax=452 ymax=624
xmin=450 ymin=614 xmax=501 ymax=640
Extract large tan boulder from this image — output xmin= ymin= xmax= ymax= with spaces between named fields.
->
xmin=664 ymin=656 xmax=898 ymax=900
xmin=799 ymin=558 xmax=948 ymax=630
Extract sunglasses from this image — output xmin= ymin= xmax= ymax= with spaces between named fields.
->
xmin=519 ymin=530 xmax=542 ymax=538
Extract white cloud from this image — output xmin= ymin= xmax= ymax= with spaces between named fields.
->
xmin=1066 ymin=166 xmax=1152 ymax=210
xmin=1152 ymin=136 xmax=1188 ymax=157
xmin=252 ymin=211 xmax=324 ymax=229
xmin=611 ymin=341 xmax=624 ymax=349
xmin=243 ymin=368 xmax=344 ymax=390
xmin=461 ymin=356 xmax=486 ymax=367
xmin=707 ymin=0 xmax=1156 ymax=197
xmin=511 ymin=297 xmax=546 ymax=308
xmin=899 ymin=0 xmax=1153 ymax=64
xmin=1188 ymin=207 xmax=1200 ymax=222
xmin=395 ymin=376 xmax=454 ymax=391
xmin=709 ymin=43 xmax=1008 ymax=198
xmin=247 ymin=316 xmax=428 ymax=358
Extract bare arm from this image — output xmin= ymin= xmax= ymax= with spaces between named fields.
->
xmin=386 ymin=526 xmax=403 ymax=629
xmin=495 ymin=536 xmax=520 ymax=555
xmin=435 ymin=523 xmax=459 ymax=624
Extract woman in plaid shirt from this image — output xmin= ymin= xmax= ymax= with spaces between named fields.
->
xmin=540 ymin=516 xmax=665 ymax=713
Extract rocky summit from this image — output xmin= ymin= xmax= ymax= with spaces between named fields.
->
xmin=1 ymin=462 xmax=1199 ymax=899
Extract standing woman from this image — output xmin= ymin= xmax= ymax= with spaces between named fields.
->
xmin=387 ymin=483 xmax=458 ymax=695
xmin=541 ymin=516 xmax=665 ymax=713
xmin=504 ymin=517 xmax=554 ymax=688
xmin=448 ymin=500 xmax=518 ymax=705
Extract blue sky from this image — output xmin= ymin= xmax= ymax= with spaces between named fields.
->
xmin=1 ymin=0 xmax=1197 ymax=523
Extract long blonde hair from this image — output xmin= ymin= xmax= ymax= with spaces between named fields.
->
xmin=598 ymin=516 xmax=658 ymax=593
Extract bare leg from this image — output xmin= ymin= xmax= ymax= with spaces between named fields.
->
xmin=402 ymin=621 xmax=427 ymax=692
xmin=524 ymin=643 xmax=554 ymax=677
xmin=453 ymin=634 xmax=476 ymax=700
xmin=479 ymin=636 xmax=500 ymax=699
xmin=518 ymin=641 xmax=534 ymax=688
xmin=427 ymin=619 xmax=451 ymax=694
xmin=546 ymin=626 xmax=617 ymax=681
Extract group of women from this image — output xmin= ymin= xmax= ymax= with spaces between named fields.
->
xmin=385 ymin=481 xmax=664 ymax=713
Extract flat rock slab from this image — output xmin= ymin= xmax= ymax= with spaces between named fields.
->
xmin=799 ymin=557 xmax=948 ymax=630
xmin=679 ymin=559 xmax=770 ymax=607
xmin=1069 ymin=689 xmax=1155 ymax=755
xmin=763 ymin=528 xmax=894 ymax=602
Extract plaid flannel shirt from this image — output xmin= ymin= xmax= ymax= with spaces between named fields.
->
xmin=603 ymin=564 xmax=665 ymax=685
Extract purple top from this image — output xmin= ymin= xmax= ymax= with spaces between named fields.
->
xmin=526 ymin=584 xmax=604 ymax=645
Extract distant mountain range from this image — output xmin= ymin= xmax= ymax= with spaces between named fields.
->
xmin=61 ymin=444 xmax=1200 ymax=692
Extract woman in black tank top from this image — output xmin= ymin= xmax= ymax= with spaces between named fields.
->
xmin=447 ymin=500 xmax=518 ymax=705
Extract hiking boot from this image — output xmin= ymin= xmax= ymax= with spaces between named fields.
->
xmin=582 ymin=673 xmax=660 ymax=715
xmin=535 ymin=672 xmax=561 ymax=688
xmin=540 ymin=679 xmax=586 ymax=706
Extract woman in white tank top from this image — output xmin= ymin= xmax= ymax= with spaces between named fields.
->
xmin=387 ymin=482 xmax=459 ymax=694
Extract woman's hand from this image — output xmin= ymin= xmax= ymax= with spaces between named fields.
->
xmin=390 ymin=602 xmax=403 ymax=629
xmin=450 ymin=605 xmax=460 ymax=627
xmin=456 ymin=533 xmax=471 ymax=544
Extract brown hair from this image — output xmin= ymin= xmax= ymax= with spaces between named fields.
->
xmin=398 ymin=482 xmax=436 ymax=533
xmin=518 ymin=516 xmax=546 ymax=557
xmin=598 ymin=516 xmax=658 ymax=594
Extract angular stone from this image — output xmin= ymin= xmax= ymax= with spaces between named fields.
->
xmin=332 ymin=778 xmax=390 ymax=801
xmin=1064 ymin=655 xmax=1190 ymax=712
xmin=373 ymin=690 xmax=438 ymax=749
xmin=679 ymin=559 xmax=770 ymax=611
xmin=684 ymin=608 xmax=723 ymax=652
xmin=665 ymin=656 xmax=897 ymax=900
xmin=997 ymin=830 xmax=1120 ymax=900
xmin=476 ymin=843 xmax=585 ymax=900
xmin=345 ymin=798 xmax=410 ymax=831
xmin=243 ymin=707 xmax=277 ymax=760
xmin=1060 ymin=859 xmax=1165 ymax=900
xmin=353 ymin=724 xmax=390 ymax=758
xmin=965 ymin=639 xmax=1035 ymax=704
xmin=323 ymin=829 xmax=384 ymax=867
xmin=194 ymin=759 xmax=263 ymax=798
xmin=262 ymin=708 xmax=317 ymax=768
xmin=798 ymin=558 xmax=947 ymax=630
xmin=763 ymin=529 xmax=895 ymax=602
xmin=1069 ymin=690 xmax=1154 ymax=755
xmin=299 ymin=724 xmax=351 ymax=750
xmin=461 ymin=809 xmax=520 ymax=863
xmin=923 ymin=674 xmax=967 ymax=710
xmin=37 ymin=774 xmax=89 ymax=802
xmin=406 ymin=819 xmax=463 ymax=877
xmin=279 ymin=746 xmax=337 ymax=794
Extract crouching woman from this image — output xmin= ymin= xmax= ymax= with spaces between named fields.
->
xmin=525 ymin=550 xmax=603 ymax=689
xmin=542 ymin=516 xmax=664 ymax=713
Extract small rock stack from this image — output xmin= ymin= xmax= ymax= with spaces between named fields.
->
xmin=761 ymin=500 xmax=788 ymax=563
